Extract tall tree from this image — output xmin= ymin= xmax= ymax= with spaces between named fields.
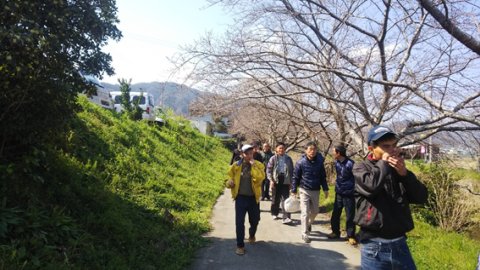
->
xmin=173 ymin=0 xmax=480 ymax=155
xmin=0 ymin=0 xmax=122 ymax=160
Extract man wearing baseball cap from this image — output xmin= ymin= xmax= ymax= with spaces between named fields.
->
xmin=226 ymin=144 xmax=265 ymax=255
xmin=353 ymin=125 xmax=428 ymax=269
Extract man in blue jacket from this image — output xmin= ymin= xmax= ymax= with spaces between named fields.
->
xmin=327 ymin=145 xmax=356 ymax=245
xmin=291 ymin=141 xmax=329 ymax=243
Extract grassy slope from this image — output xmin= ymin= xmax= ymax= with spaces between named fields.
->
xmin=0 ymin=97 xmax=230 ymax=269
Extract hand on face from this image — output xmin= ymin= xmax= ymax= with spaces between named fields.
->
xmin=372 ymin=138 xmax=407 ymax=176
xmin=381 ymin=149 xmax=407 ymax=176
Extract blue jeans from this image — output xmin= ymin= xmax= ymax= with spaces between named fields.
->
xmin=235 ymin=195 xmax=260 ymax=248
xmin=361 ymin=237 xmax=416 ymax=270
xmin=331 ymin=193 xmax=355 ymax=237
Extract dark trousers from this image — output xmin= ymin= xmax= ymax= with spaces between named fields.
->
xmin=331 ymin=193 xmax=356 ymax=237
xmin=261 ymin=178 xmax=270 ymax=199
xmin=270 ymin=178 xmax=291 ymax=219
xmin=235 ymin=195 xmax=260 ymax=248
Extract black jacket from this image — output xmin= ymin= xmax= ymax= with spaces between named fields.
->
xmin=353 ymin=158 xmax=428 ymax=240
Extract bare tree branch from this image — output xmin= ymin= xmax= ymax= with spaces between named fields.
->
xmin=419 ymin=0 xmax=480 ymax=55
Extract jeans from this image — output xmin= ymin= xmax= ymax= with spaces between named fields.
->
xmin=262 ymin=178 xmax=270 ymax=199
xmin=235 ymin=195 xmax=260 ymax=248
xmin=361 ymin=237 xmax=416 ymax=270
xmin=330 ymin=193 xmax=355 ymax=237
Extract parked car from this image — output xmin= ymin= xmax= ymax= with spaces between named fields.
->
xmin=82 ymin=74 xmax=114 ymax=110
xmin=110 ymin=91 xmax=157 ymax=122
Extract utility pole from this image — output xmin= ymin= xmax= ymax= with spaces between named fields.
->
xmin=428 ymin=136 xmax=433 ymax=163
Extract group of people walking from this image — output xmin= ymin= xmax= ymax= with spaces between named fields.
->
xmin=226 ymin=125 xmax=428 ymax=269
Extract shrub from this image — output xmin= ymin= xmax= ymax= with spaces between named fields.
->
xmin=417 ymin=162 xmax=478 ymax=232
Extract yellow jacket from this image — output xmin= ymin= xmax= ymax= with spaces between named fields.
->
xmin=227 ymin=159 xmax=265 ymax=203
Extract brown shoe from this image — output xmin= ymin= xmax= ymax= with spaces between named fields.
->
xmin=348 ymin=237 xmax=358 ymax=246
xmin=235 ymin=247 xmax=245 ymax=255
xmin=327 ymin=232 xmax=340 ymax=239
xmin=248 ymin=236 xmax=256 ymax=244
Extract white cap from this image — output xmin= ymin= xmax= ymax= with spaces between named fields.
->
xmin=241 ymin=144 xmax=254 ymax=152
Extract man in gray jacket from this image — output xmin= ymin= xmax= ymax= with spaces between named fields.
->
xmin=267 ymin=142 xmax=294 ymax=224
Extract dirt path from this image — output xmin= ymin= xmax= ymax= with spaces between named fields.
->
xmin=189 ymin=189 xmax=360 ymax=270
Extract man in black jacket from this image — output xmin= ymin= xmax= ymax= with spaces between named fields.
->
xmin=353 ymin=126 xmax=428 ymax=270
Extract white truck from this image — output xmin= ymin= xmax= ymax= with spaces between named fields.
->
xmin=82 ymin=74 xmax=114 ymax=110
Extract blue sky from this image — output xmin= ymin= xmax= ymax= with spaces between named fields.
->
xmin=102 ymin=0 xmax=232 ymax=84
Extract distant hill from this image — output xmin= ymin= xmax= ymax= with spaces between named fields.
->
xmin=102 ymin=81 xmax=201 ymax=115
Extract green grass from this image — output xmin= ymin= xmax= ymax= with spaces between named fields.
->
xmin=0 ymin=97 xmax=231 ymax=269
xmin=453 ymin=167 xmax=480 ymax=181
xmin=408 ymin=218 xmax=480 ymax=270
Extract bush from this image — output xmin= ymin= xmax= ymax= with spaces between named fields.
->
xmin=417 ymin=162 xmax=478 ymax=232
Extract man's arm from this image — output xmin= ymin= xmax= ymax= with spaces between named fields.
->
xmin=353 ymin=161 xmax=390 ymax=198
xmin=399 ymin=171 xmax=428 ymax=204
xmin=319 ymin=157 xmax=329 ymax=192
xmin=251 ymin=161 xmax=265 ymax=183
xmin=226 ymin=165 xmax=236 ymax=188
xmin=291 ymin=160 xmax=302 ymax=193
xmin=266 ymin=156 xmax=275 ymax=182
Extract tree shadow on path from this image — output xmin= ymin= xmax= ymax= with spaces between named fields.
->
xmin=189 ymin=237 xmax=359 ymax=270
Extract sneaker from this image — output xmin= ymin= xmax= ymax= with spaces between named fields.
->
xmin=272 ymin=215 xmax=280 ymax=220
xmin=282 ymin=218 xmax=292 ymax=224
xmin=327 ymin=232 xmax=340 ymax=239
xmin=302 ymin=234 xmax=311 ymax=243
xmin=348 ymin=237 xmax=358 ymax=246
xmin=235 ymin=247 xmax=245 ymax=255
xmin=248 ymin=236 xmax=256 ymax=244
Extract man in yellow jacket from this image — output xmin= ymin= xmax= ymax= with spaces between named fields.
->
xmin=227 ymin=144 xmax=265 ymax=256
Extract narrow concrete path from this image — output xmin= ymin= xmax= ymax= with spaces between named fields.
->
xmin=189 ymin=189 xmax=360 ymax=270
